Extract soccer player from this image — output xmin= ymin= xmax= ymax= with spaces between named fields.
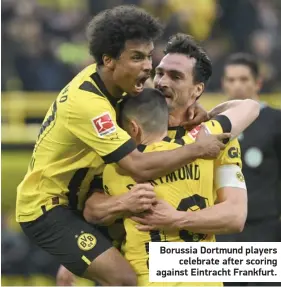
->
xmin=217 ymin=53 xmax=281 ymax=287
xmin=83 ymin=34 xmax=259 ymax=229
xmin=128 ymin=35 xmax=258 ymax=233
xmin=102 ymin=88 xmax=248 ymax=286
xmin=16 ymin=7 xmax=226 ymax=286
xmin=57 ymin=34 xmax=259 ymax=285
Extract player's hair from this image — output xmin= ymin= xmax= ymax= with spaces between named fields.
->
xmin=164 ymin=33 xmax=212 ymax=85
xmin=87 ymin=5 xmax=163 ymax=65
xmin=120 ymin=88 xmax=168 ymax=134
xmin=225 ymin=53 xmax=260 ymax=79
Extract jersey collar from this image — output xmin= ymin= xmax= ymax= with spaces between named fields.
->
xmin=168 ymin=126 xmax=186 ymax=138
xmin=137 ymin=136 xmax=172 ymax=152
xmin=90 ymin=72 xmax=119 ymax=107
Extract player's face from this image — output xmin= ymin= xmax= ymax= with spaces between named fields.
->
xmin=113 ymin=40 xmax=154 ymax=95
xmin=223 ymin=65 xmax=260 ymax=100
xmin=153 ymin=53 xmax=203 ymax=111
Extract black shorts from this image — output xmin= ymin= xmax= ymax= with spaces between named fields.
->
xmin=20 ymin=205 xmax=112 ymax=276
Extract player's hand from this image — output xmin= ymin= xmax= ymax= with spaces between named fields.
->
xmin=181 ymin=102 xmax=209 ymax=131
xmin=56 ymin=265 xmax=75 ymax=286
xmin=120 ymin=183 xmax=156 ymax=213
xmin=131 ymin=199 xmax=180 ymax=231
xmin=196 ymin=127 xmax=230 ymax=159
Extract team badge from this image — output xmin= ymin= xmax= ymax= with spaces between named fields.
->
xmin=91 ymin=112 xmax=116 ymax=137
xmin=76 ymin=232 xmax=97 ymax=251
xmin=236 ymin=172 xmax=245 ymax=182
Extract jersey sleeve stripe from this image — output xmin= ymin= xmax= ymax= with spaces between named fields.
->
xmin=213 ymin=115 xmax=232 ymax=144
xmin=213 ymin=115 xmax=232 ymax=133
xmin=101 ymin=138 xmax=136 ymax=164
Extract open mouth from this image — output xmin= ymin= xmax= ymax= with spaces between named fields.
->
xmin=134 ymin=75 xmax=150 ymax=93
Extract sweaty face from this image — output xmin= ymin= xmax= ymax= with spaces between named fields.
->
xmin=113 ymin=40 xmax=153 ymax=95
xmin=223 ymin=65 xmax=260 ymax=100
xmin=153 ymin=53 xmax=199 ymax=111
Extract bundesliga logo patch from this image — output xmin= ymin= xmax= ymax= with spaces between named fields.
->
xmin=92 ymin=112 xmax=116 ymax=137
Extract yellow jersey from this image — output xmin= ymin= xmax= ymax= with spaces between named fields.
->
xmin=168 ymin=117 xmax=242 ymax=201
xmin=16 ymin=64 xmax=135 ymax=222
xmin=103 ymin=119 xmax=242 ymax=286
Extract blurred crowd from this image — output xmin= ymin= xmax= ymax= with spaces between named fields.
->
xmin=2 ymin=0 xmax=281 ymax=93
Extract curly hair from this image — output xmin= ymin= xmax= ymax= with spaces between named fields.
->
xmin=164 ymin=33 xmax=212 ymax=85
xmin=87 ymin=5 xmax=163 ymax=65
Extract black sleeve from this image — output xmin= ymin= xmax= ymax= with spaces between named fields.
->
xmin=214 ymin=114 xmax=232 ymax=144
xmin=101 ymin=138 xmax=136 ymax=164
xmin=214 ymin=114 xmax=232 ymax=133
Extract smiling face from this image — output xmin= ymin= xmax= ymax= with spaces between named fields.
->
xmin=153 ymin=53 xmax=204 ymax=111
xmin=112 ymin=40 xmax=154 ymax=95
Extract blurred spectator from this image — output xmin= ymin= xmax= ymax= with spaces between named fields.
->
xmin=2 ymin=0 xmax=281 ymax=93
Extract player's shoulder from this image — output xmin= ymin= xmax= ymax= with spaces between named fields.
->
xmin=66 ymin=64 xmax=114 ymax=111
xmin=67 ymin=64 xmax=109 ymax=100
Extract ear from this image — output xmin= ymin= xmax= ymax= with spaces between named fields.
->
xmin=102 ymin=54 xmax=115 ymax=71
xmin=127 ymin=120 xmax=141 ymax=140
xmin=193 ymin=83 xmax=205 ymax=101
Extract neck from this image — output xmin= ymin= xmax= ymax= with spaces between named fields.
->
xmin=168 ymin=107 xmax=187 ymax=127
xmin=97 ymin=66 xmax=124 ymax=98
xmin=139 ymin=130 xmax=168 ymax=145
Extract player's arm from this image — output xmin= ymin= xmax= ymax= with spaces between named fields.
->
xmin=173 ymin=165 xmax=247 ymax=234
xmin=133 ymin=138 xmax=247 ymax=234
xmin=83 ymin=184 xmax=155 ymax=225
xmin=208 ymin=99 xmax=260 ymax=138
xmin=83 ymin=165 xmax=156 ymax=225
xmin=84 ymin=190 xmax=128 ymax=225
xmin=132 ymin=165 xmax=247 ymax=234
xmin=67 ymin=89 xmax=227 ymax=182
xmin=182 ymin=100 xmax=259 ymax=135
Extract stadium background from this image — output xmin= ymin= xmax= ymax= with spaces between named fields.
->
xmin=1 ymin=0 xmax=281 ymax=286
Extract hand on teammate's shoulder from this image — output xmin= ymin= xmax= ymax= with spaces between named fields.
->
xmin=196 ymin=128 xmax=230 ymax=159
xmin=181 ymin=102 xmax=209 ymax=131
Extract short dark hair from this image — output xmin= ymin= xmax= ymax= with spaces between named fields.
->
xmin=87 ymin=5 xmax=163 ymax=65
xmin=164 ymin=33 xmax=212 ymax=85
xmin=225 ymin=53 xmax=259 ymax=78
xmin=120 ymin=88 xmax=168 ymax=134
